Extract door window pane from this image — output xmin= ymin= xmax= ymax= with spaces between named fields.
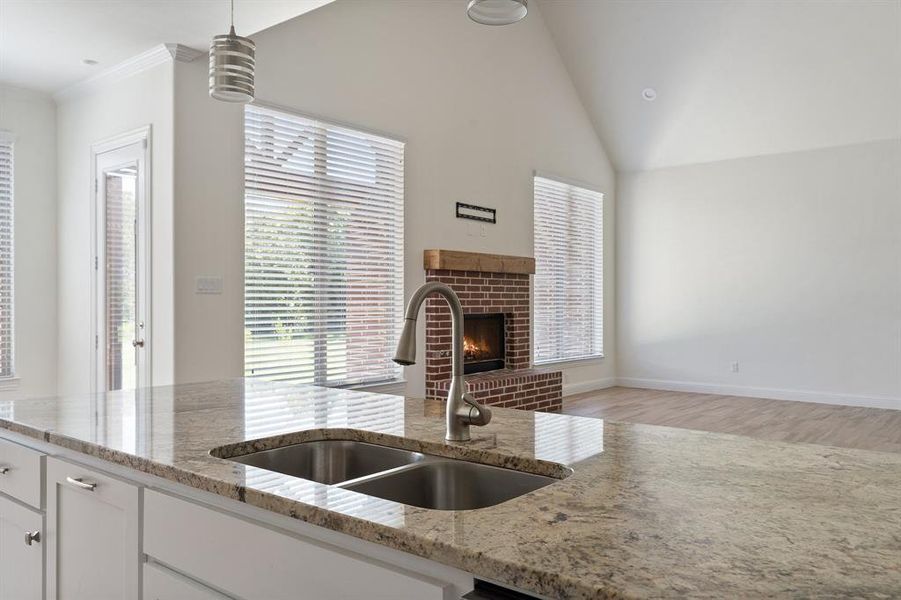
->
xmin=105 ymin=166 xmax=137 ymax=391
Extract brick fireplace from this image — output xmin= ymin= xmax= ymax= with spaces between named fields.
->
xmin=424 ymin=250 xmax=563 ymax=412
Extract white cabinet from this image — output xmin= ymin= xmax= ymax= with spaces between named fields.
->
xmin=0 ymin=494 xmax=43 ymax=600
xmin=144 ymin=490 xmax=451 ymax=600
xmin=45 ymin=457 xmax=140 ymax=600
xmin=144 ymin=562 xmax=231 ymax=600
xmin=0 ymin=432 xmax=473 ymax=600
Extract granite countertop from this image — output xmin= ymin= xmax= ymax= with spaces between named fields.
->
xmin=1 ymin=379 xmax=899 ymax=599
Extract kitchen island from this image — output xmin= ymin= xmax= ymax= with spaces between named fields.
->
xmin=0 ymin=379 xmax=898 ymax=599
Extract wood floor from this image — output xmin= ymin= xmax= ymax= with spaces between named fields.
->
xmin=562 ymin=387 xmax=901 ymax=454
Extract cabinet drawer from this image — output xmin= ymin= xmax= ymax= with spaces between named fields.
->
xmin=144 ymin=490 xmax=449 ymax=600
xmin=0 ymin=437 xmax=44 ymax=509
xmin=144 ymin=562 xmax=231 ymax=600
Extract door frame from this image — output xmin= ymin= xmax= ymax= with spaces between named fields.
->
xmin=90 ymin=126 xmax=152 ymax=394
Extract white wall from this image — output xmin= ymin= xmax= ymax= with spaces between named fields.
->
xmin=0 ymin=86 xmax=58 ymax=400
xmin=617 ymin=139 xmax=901 ymax=409
xmin=171 ymin=0 xmax=617 ymax=395
xmin=172 ymin=64 xmax=245 ymax=385
xmin=56 ymin=62 xmax=175 ymax=395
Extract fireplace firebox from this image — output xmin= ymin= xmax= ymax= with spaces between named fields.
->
xmin=463 ymin=313 xmax=505 ymax=374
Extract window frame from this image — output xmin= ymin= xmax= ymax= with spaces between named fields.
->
xmin=0 ymin=131 xmax=16 ymax=385
xmin=243 ymin=103 xmax=406 ymax=388
xmin=532 ymin=171 xmax=604 ymax=366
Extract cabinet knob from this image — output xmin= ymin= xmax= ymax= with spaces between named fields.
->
xmin=24 ymin=531 xmax=40 ymax=546
xmin=0 ymin=466 xmax=9 ymax=475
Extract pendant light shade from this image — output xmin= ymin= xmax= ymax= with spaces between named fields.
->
xmin=209 ymin=1 xmax=255 ymax=103
xmin=467 ymin=0 xmax=528 ymax=26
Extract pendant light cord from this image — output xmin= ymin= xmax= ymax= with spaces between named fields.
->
xmin=230 ymin=0 xmax=234 ymax=28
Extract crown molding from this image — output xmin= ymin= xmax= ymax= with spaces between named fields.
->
xmin=54 ymin=43 xmax=204 ymax=103
xmin=165 ymin=43 xmax=205 ymax=63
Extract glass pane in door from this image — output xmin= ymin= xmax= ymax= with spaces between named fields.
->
xmin=105 ymin=165 xmax=137 ymax=391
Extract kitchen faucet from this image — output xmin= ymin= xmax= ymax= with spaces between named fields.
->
xmin=393 ymin=282 xmax=492 ymax=441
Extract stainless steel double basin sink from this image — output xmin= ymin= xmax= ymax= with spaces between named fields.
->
xmin=224 ymin=440 xmax=562 ymax=510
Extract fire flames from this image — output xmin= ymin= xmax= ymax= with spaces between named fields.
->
xmin=463 ymin=336 xmax=491 ymax=361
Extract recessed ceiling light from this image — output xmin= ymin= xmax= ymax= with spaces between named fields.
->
xmin=642 ymin=88 xmax=657 ymax=102
xmin=82 ymin=59 xmax=98 ymax=66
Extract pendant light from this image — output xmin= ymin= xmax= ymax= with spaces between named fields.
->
xmin=467 ymin=0 xmax=528 ymax=26
xmin=209 ymin=0 xmax=255 ymax=103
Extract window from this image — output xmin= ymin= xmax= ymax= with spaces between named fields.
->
xmin=244 ymin=105 xmax=405 ymax=387
xmin=0 ymin=134 xmax=13 ymax=380
xmin=533 ymin=175 xmax=603 ymax=364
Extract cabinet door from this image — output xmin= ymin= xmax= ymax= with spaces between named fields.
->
xmin=0 ymin=494 xmax=43 ymax=600
xmin=46 ymin=458 xmax=139 ymax=600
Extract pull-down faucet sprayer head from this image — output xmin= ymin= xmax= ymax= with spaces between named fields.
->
xmin=393 ymin=318 xmax=418 ymax=366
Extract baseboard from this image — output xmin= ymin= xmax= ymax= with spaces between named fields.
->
xmin=562 ymin=377 xmax=617 ymax=397
xmin=615 ymin=377 xmax=900 ymax=411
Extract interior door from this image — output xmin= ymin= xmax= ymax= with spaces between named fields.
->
xmin=94 ymin=135 xmax=150 ymax=392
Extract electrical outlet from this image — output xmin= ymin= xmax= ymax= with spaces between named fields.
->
xmin=730 ymin=361 xmax=740 ymax=373
xmin=480 ymin=224 xmax=487 ymax=237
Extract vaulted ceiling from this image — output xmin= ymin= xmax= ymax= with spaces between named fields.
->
xmin=539 ymin=0 xmax=901 ymax=171
xmin=1 ymin=0 xmax=898 ymax=172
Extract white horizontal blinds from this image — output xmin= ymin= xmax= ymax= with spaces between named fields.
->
xmin=533 ymin=176 xmax=603 ymax=364
xmin=0 ymin=138 xmax=13 ymax=379
xmin=244 ymin=105 xmax=405 ymax=387
xmin=104 ymin=166 xmax=138 ymax=391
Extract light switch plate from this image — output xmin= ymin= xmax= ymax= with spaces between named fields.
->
xmin=195 ymin=276 xmax=223 ymax=295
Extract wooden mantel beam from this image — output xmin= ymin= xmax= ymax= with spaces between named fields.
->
xmin=423 ymin=249 xmax=536 ymax=275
